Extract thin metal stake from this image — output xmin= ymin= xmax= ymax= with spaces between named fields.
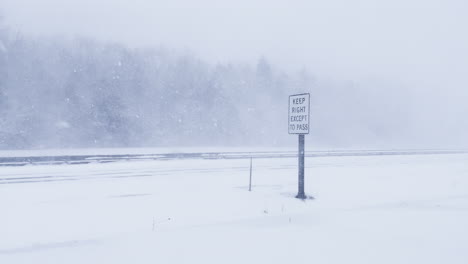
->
xmin=249 ymin=157 xmax=253 ymax=191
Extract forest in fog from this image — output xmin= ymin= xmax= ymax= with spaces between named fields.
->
xmin=0 ymin=20 xmax=464 ymax=150
xmin=0 ymin=30 xmax=301 ymax=148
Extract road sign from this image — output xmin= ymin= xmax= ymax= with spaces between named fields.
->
xmin=288 ymin=93 xmax=311 ymax=199
xmin=288 ymin=93 xmax=310 ymax=134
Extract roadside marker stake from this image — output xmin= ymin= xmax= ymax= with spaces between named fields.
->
xmin=249 ymin=157 xmax=253 ymax=192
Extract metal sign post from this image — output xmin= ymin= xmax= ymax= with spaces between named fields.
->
xmin=288 ymin=93 xmax=310 ymax=199
xmin=297 ymin=134 xmax=305 ymax=199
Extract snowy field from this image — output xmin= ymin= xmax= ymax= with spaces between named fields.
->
xmin=1 ymin=153 xmax=468 ymax=263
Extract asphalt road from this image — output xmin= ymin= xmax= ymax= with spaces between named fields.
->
xmin=0 ymin=149 xmax=466 ymax=167
xmin=1 ymin=149 xmax=467 ymax=185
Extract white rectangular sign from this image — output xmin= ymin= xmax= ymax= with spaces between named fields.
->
xmin=289 ymin=93 xmax=310 ymax=134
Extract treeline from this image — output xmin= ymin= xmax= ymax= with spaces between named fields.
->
xmin=0 ymin=24 xmax=415 ymax=149
xmin=0 ymin=29 xmax=313 ymax=149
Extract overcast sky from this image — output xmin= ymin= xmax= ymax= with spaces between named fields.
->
xmin=2 ymin=0 xmax=468 ymax=91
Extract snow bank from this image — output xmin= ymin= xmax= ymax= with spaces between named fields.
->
xmin=1 ymin=154 xmax=468 ymax=263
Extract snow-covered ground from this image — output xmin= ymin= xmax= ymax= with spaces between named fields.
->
xmin=1 ymin=153 xmax=468 ymax=263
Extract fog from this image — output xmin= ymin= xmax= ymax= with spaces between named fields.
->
xmin=1 ymin=0 xmax=467 ymax=149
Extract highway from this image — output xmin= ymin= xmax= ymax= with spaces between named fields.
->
xmin=0 ymin=149 xmax=466 ymax=167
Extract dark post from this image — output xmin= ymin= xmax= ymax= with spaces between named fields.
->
xmin=249 ymin=157 xmax=252 ymax=192
xmin=296 ymin=134 xmax=306 ymax=199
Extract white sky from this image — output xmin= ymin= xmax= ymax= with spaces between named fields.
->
xmin=2 ymin=0 xmax=468 ymax=90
